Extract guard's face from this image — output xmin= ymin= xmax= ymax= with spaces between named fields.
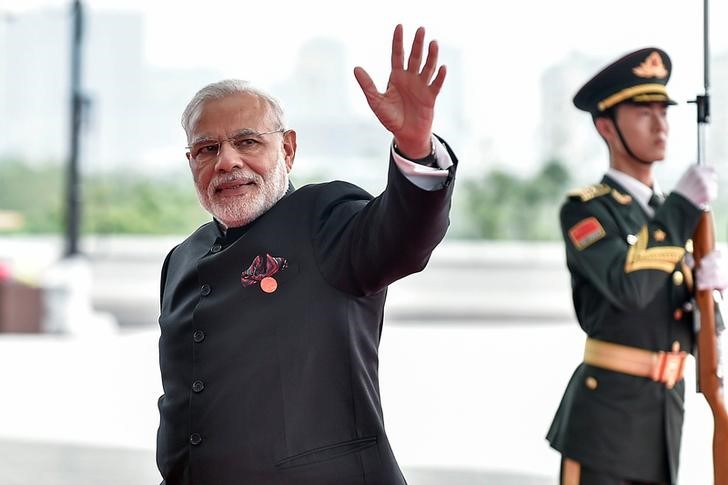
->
xmin=186 ymin=93 xmax=296 ymax=228
xmin=613 ymin=102 xmax=669 ymax=162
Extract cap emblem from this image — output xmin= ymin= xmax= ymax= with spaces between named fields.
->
xmin=633 ymin=51 xmax=668 ymax=79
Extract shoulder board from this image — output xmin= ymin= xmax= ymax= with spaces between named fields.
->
xmin=567 ymin=183 xmax=611 ymax=202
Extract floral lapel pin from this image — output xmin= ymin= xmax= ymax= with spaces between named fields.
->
xmin=241 ymin=253 xmax=288 ymax=293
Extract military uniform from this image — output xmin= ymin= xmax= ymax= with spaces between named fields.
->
xmin=546 ymin=48 xmax=718 ymax=484
xmin=547 ymin=176 xmax=702 ymax=483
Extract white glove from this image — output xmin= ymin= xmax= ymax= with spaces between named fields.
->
xmin=696 ymin=249 xmax=728 ymax=291
xmin=674 ymin=164 xmax=718 ymax=209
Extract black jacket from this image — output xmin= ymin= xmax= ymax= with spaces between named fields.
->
xmin=157 ymin=148 xmax=456 ymax=485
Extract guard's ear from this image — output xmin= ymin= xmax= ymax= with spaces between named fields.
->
xmin=594 ymin=116 xmax=615 ymax=142
xmin=282 ymin=129 xmax=297 ymax=172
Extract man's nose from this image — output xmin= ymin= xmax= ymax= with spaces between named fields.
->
xmin=215 ymin=140 xmax=244 ymax=172
xmin=652 ymin=111 xmax=668 ymax=132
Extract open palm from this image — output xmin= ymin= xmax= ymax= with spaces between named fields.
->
xmin=354 ymin=25 xmax=447 ymax=159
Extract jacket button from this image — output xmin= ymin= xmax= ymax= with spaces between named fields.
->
xmin=585 ymin=376 xmax=598 ymax=390
xmin=190 ymin=433 xmax=202 ymax=445
xmin=192 ymin=380 xmax=205 ymax=393
xmin=211 ymin=244 xmax=222 ymax=253
xmin=200 ymin=284 xmax=211 ymax=296
xmin=193 ymin=330 xmax=205 ymax=343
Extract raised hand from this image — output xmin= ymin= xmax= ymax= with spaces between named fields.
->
xmin=353 ymin=24 xmax=447 ymax=159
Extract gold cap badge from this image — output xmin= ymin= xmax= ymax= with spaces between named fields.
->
xmin=633 ymin=51 xmax=668 ymax=79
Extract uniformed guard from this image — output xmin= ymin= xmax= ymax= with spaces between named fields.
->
xmin=546 ymin=47 xmax=728 ymax=484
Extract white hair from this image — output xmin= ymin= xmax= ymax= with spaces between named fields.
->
xmin=181 ymin=79 xmax=287 ymax=141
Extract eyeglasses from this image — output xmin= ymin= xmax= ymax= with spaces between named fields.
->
xmin=186 ymin=129 xmax=285 ymax=165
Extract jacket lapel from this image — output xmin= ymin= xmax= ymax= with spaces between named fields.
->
xmin=600 ymin=175 xmax=649 ymax=234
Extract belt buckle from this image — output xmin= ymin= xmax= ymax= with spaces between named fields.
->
xmin=655 ymin=350 xmax=687 ymax=389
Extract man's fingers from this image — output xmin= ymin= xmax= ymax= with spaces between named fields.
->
xmin=406 ymin=26 xmax=426 ymax=73
xmin=353 ymin=66 xmax=378 ymax=100
xmin=390 ymin=24 xmax=404 ymax=71
xmin=420 ymin=40 xmax=439 ymax=83
xmin=430 ymin=65 xmax=447 ymax=97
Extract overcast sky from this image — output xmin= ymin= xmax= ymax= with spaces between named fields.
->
xmin=3 ymin=0 xmax=726 ymax=180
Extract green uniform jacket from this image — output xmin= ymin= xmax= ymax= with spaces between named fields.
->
xmin=547 ymin=174 xmax=708 ymax=484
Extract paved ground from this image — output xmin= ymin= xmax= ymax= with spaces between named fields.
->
xmin=0 ymin=237 xmax=721 ymax=484
xmin=0 ymin=439 xmax=552 ymax=485
xmin=0 ymin=322 xmax=718 ymax=484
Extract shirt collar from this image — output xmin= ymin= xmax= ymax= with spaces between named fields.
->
xmin=606 ymin=168 xmax=663 ymax=217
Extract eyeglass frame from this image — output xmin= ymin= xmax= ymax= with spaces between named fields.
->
xmin=185 ymin=128 xmax=287 ymax=164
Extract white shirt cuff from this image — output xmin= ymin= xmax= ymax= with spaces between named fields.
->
xmin=391 ymin=136 xmax=453 ymax=191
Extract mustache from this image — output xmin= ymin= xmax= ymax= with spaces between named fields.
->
xmin=210 ymin=170 xmax=262 ymax=190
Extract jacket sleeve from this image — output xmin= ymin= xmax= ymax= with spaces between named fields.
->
xmin=313 ymin=137 xmax=457 ymax=296
xmin=562 ymin=191 xmax=703 ymax=311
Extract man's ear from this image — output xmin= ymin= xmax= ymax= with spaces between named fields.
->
xmin=282 ymin=130 xmax=297 ymax=172
xmin=594 ymin=116 xmax=614 ymax=141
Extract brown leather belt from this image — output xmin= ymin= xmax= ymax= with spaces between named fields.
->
xmin=583 ymin=337 xmax=687 ymax=389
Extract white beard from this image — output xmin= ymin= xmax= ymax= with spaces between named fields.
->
xmin=196 ymin=159 xmax=289 ymax=228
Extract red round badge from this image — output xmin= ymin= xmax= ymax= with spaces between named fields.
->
xmin=260 ymin=276 xmax=278 ymax=293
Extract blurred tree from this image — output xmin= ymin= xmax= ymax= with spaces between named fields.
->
xmin=0 ymin=160 xmax=64 ymax=233
xmin=0 ymin=159 xmax=207 ymax=235
xmin=459 ymin=159 xmax=571 ymax=240
xmin=84 ymin=173 xmax=208 ymax=234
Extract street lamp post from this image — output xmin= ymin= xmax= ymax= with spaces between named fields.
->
xmin=65 ymin=0 xmax=84 ymax=257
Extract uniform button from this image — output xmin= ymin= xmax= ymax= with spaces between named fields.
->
xmin=211 ymin=244 xmax=222 ymax=253
xmin=672 ymin=271 xmax=684 ymax=286
xmin=673 ymin=308 xmax=684 ymax=320
xmin=193 ymin=330 xmax=205 ymax=343
xmin=192 ymin=380 xmax=205 ymax=393
xmin=200 ymin=284 xmax=211 ymax=296
xmin=190 ymin=433 xmax=202 ymax=445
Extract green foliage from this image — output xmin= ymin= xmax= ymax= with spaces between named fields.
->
xmin=83 ymin=173 xmax=208 ymax=234
xmin=459 ymin=159 xmax=571 ymax=240
xmin=0 ymin=158 xmax=574 ymax=239
xmin=0 ymin=159 xmax=208 ymax=235
xmin=0 ymin=160 xmax=65 ymax=233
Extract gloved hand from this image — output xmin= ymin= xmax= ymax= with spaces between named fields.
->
xmin=674 ymin=164 xmax=718 ymax=209
xmin=696 ymin=249 xmax=728 ymax=291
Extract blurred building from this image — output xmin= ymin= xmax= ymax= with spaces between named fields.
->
xmin=0 ymin=6 xmax=219 ymax=174
xmin=539 ymin=51 xmax=604 ymax=186
xmin=0 ymin=8 xmax=69 ymax=164
xmin=710 ymin=53 xmax=728 ymax=171
xmin=272 ymin=37 xmax=467 ymax=193
xmin=540 ymin=50 xmax=728 ymax=189
xmin=0 ymin=7 xmax=466 ymax=191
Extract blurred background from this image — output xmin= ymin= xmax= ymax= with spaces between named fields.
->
xmin=0 ymin=0 xmax=726 ymax=483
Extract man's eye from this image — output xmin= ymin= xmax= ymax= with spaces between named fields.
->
xmin=192 ymin=143 xmax=219 ymax=157
xmin=232 ymin=137 xmax=258 ymax=149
